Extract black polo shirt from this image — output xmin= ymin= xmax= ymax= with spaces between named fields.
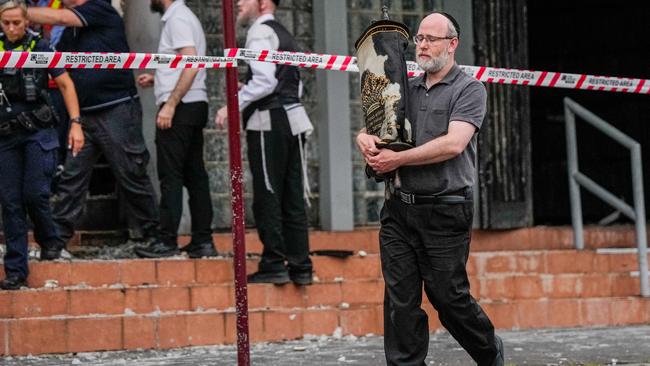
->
xmin=398 ymin=64 xmax=487 ymax=195
xmin=57 ymin=0 xmax=137 ymax=112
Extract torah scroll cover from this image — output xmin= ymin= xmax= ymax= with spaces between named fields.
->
xmin=355 ymin=20 xmax=414 ymax=151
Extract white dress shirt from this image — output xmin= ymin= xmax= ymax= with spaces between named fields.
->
xmin=154 ymin=0 xmax=208 ymax=106
xmin=238 ymin=13 xmax=279 ymax=112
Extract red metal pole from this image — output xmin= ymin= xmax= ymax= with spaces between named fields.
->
xmin=220 ymin=1 xmax=250 ymax=365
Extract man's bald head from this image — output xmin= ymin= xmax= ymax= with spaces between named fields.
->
xmin=419 ymin=12 xmax=459 ymax=40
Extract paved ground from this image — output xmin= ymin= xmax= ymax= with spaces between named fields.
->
xmin=2 ymin=326 xmax=649 ymax=366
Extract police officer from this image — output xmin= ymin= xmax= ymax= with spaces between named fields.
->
xmin=0 ymin=0 xmax=83 ymax=290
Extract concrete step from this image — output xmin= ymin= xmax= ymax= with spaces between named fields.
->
xmin=1 ymin=296 xmax=648 ymax=356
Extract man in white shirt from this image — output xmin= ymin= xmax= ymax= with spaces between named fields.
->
xmin=216 ymin=0 xmax=313 ymax=285
xmin=135 ymin=0 xmax=217 ymax=258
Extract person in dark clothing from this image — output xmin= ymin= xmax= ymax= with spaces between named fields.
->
xmin=216 ymin=0 xmax=314 ymax=285
xmin=356 ymin=12 xmax=504 ymax=366
xmin=134 ymin=0 xmax=217 ymax=258
xmin=0 ymin=0 xmax=83 ymax=290
xmin=26 ymin=0 xmax=164 ymax=256
xmin=26 ymin=0 xmax=68 ymax=186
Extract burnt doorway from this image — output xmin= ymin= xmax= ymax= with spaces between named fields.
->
xmin=528 ymin=1 xmax=650 ymax=224
xmin=473 ymin=0 xmax=533 ymax=229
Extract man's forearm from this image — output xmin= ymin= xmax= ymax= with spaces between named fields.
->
xmin=166 ymin=68 xmax=199 ymax=107
xmin=399 ymin=137 xmax=460 ymax=166
xmin=27 ymin=7 xmax=82 ymax=27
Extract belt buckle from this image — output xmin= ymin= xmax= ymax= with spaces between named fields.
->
xmin=399 ymin=191 xmax=415 ymax=204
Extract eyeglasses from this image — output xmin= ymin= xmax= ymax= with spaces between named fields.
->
xmin=413 ymin=34 xmax=454 ymax=45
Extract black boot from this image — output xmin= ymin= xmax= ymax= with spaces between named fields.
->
xmin=40 ymin=246 xmax=63 ymax=260
xmin=134 ymin=239 xmax=180 ymax=258
xmin=289 ymin=270 xmax=313 ymax=286
xmin=179 ymin=241 xmax=218 ymax=258
xmin=247 ymin=270 xmax=290 ymax=285
xmin=0 ymin=275 xmax=27 ymax=290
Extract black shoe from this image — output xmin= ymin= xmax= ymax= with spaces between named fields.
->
xmin=247 ymin=270 xmax=291 ymax=285
xmin=289 ymin=271 xmax=313 ymax=286
xmin=179 ymin=241 xmax=218 ymax=258
xmin=0 ymin=275 xmax=27 ymax=290
xmin=491 ymin=335 xmax=504 ymax=366
xmin=134 ymin=239 xmax=180 ymax=258
xmin=40 ymin=246 xmax=63 ymax=260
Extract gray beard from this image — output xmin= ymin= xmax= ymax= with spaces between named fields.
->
xmin=416 ymin=51 xmax=449 ymax=74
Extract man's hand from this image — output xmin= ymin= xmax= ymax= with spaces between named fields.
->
xmin=67 ymin=122 xmax=84 ymax=157
xmin=157 ymin=104 xmax=175 ymax=130
xmin=355 ymin=132 xmax=381 ymax=160
xmin=215 ymin=106 xmax=228 ymax=129
xmin=367 ymin=149 xmax=402 ymax=175
xmin=136 ymin=73 xmax=154 ymax=88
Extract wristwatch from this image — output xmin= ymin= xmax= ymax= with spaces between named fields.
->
xmin=70 ymin=116 xmax=82 ymax=125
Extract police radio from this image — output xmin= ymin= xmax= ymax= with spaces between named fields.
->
xmin=22 ymin=73 xmax=38 ymax=102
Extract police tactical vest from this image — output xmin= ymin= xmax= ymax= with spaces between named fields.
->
xmin=0 ymin=31 xmax=48 ymax=104
xmin=244 ymin=19 xmax=301 ymax=119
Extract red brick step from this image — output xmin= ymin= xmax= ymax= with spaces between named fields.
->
xmin=2 ymin=230 xmax=650 ymax=357
xmin=49 ymin=225 xmax=648 ymax=254
xmin=1 ymin=296 xmax=648 ymax=356
xmin=3 ymin=249 xmax=645 ymax=289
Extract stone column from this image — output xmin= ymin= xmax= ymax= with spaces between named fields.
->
xmin=313 ymin=0 xmax=354 ymax=231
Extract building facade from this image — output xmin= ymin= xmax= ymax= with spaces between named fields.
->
xmin=11 ymin=0 xmax=644 ymax=237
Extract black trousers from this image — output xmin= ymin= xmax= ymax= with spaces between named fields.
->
xmin=52 ymin=99 xmax=160 ymax=242
xmin=0 ymin=129 xmax=63 ymax=278
xmin=246 ymin=107 xmax=311 ymax=274
xmin=156 ymin=101 xmax=213 ymax=246
xmin=379 ymin=190 xmax=497 ymax=365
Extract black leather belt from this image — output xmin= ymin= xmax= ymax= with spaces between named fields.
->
xmin=393 ymin=189 xmax=471 ymax=205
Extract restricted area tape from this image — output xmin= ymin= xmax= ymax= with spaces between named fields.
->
xmin=2 ymin=48 xmax=648 ymax=95
xmin=226 ymin=48 xmax=650 ymax=95
xmin=0 ymin=51 xmax=236 ymax=69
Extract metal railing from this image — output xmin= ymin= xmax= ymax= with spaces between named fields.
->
xmin=564 ymin=97 xmax=649 ymax=297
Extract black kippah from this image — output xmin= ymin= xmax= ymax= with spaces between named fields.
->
xmin=432 ymin=11 xmax=460 ymax=38
xmin=272 ymin=0 xmax=280 ymax=5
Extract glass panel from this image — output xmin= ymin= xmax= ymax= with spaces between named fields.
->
xmin=359 ymin=0 xmax=375 ymax=9
xmin=402 ymin=0 xmax=417 ymax=11
xmin=423 ymin=0 xmax=436 ymax=12
xmin=403 ymin=14 xmax=419 ymax=34
xmin=404 ymin=15 xmax=419 ymax=60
